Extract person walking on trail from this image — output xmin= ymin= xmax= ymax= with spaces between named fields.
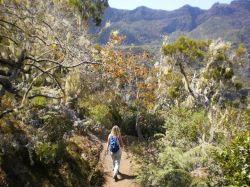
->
xmin=106 ymin=125 xmax=124 ymax=180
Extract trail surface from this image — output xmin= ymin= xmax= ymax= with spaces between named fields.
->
xmin=100 ymin=143 xmax=138 ymax=187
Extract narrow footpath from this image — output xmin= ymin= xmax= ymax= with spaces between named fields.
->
xmin=100 ymin=142 xmax=138 ymax=187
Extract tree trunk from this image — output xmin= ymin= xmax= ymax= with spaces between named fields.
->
xmin=135 ymin=111 xmax=144 ymax=141
xmin=134 ymin=75 xmax=145 ymax=141
xmin=178 ymin=62 xmax=196 ymax=99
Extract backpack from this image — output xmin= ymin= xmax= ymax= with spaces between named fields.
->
xmin=109 ymin=135 xmax=119 ymax=153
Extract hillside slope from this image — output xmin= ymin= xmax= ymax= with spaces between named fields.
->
xmin=93 ymin=0 xmax=250 ymax=49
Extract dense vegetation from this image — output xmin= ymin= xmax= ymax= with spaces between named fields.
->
xmin=0 ymin=0 xmax=108 ymax=186
xmin=0 ymin=0 xmax=249 ymax=187
xmin=134 ymin=37 xmax=250 ymax=187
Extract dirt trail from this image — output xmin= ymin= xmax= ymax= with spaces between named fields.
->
xmin=100 ymin=143 xmax=138 ymax=187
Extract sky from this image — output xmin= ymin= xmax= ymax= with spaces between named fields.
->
xmin=108 ymin=0 xmax=233 ymax=10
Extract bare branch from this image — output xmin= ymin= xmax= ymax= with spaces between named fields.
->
xmin=26 ymin=56 xmax=64 ymax=67
xmin=36 ymin=49 xmax=56 ymax=59
xmin=178 ymin=62 xmax=196 ymax=99
xmin=0 ymin=19 xmax=24 ymax=32
xmin=25 ymin=63 xmax=64 ymax=94
xmin=0 ymin=106 xmax=23 ymax=119
xmin=27 ymin=56 xmax=101 ymax=68
xmin=0 ymin=34 xmax=18 ymax=45
xmin=28 ymin=94 xmax=62 ymax=99
xmin=55 ymin=36 xmax=66 ymax=53
xmin=0 ymin=8 xmax=35 ymax=20
xmin=21 ymin=65 xmax=62 ymax=105
xmin=65 ymin=60 xmax=101 ymax=68
xmin=28 ymin=34 xmax=47 ymax=45
xmin=42 ymin=20 xmax=53 ymax=31
xmin=0 ymin=108 xmax=15 ymax=119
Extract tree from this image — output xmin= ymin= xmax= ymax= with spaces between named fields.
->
xmin=0 ymin=0 xmax=105 ymax=118
xmin=69 ymin=0 xmax=109 ymax=26
xmin=136 ymin=36 xmax=249 ymax=186
xmin=156 ymin=36 xmax=249 ymax=147
xmin=157 ymin=36 xmax=248 ymax=109
xmin=99 ymin=31 xmax=157 ymax=139
xmin=213 ymin=131 xmax=250 ymax=186
xmin=0 ymin=1 xmax=108 ymax=185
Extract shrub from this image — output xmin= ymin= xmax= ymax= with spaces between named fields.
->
xmin=160 ymin=169 xmax=192 ymax=187
xmin=212 ymin=131 xmax=250 ymax=186
xmin=136 ymin=108 xmax=211 ymax=187
xmin=35 ymin=142 xmax=59 ymax=165
xmin=89 ymin=169 xmax=105 ymax=186
xmin=31 ymin=97 xmax=47 ymax=107
xmin=89 ymin=104 xmax=113 ymax=129
xmin=191 ymin=178 xmax=209 ymax=187
xmin=140 ymin=112 xmax=165 ymax=139
xmin=164 ymin=107 xmax=206 ymax=149
xmin=41 ymin=112 xmax=72 ymax=142
xmin=121 ymin=115 xmax=137 ymax=136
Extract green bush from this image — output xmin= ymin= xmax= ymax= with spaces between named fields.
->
xmin=164 ymin=107 xmax=206 ymax=149
xmin=41 ymin=112 xmax=72 ymax=142
xmin=136 ymin=108 xmax=211 ymax=186
xmin=213 ymin=131 xmax=250 ymax=186
xmin=89 ymin=169 xmax=105 ymax=186
xmin=160 ymin=169 xmax=192 ymax=187
xmin=89 ymin=104 xmax=113 ymax=128
xmin=191 ymin=178 xmax=209 ymax=187
xmin=168 ymin=86 xmax=181 ymax=99
xmin=35 ymin=142 xmax=59 ymax=165
xmin=121 ymin=115 xmax=137 ymax=136
xmin=141 ymin=112 xmax=165 ymax=138
xmin=31 ymin=97 xmax=47 ymax=107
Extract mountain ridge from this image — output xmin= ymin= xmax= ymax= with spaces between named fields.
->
xmin=93 ymin=0 xmax=250 ymax=50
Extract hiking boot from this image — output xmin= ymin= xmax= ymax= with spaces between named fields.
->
xmin=114 ymin=175 xmax=118 ymax=182
xmin=113 ymin=173 xmax=118 ymax=181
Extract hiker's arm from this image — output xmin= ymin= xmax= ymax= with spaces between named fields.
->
xmin=106 ymin=135 xmax=110 ymax=153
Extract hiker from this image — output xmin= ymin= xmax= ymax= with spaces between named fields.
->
xmin=106 ymin=125 xmax=124 ymax=180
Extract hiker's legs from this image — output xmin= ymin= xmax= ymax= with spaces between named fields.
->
xmin=113 ymin=150 xmax=121 ymax=176
xmin=110 ymin=150 xmax=122 ymax=177
xmin=112 ymin=157 xmax=115 ymax=169
xmin=110 ymin=152 xmax=116 ymax=168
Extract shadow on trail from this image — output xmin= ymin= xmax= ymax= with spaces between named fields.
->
xmin=116 ymin=172 xmax=137 ymax=181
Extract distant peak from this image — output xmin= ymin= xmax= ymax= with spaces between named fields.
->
xmin=179 ymin=4 xmax=201 ymax=11
xmin=211 ymin=2 xmax=228 ymax=7
xmin=134 ymin=6 xmax=151 ymax=10
xmin=182 ymin=4 xmax=192 ymax=8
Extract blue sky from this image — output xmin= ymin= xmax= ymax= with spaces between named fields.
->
xmin=108 ymin=0 xmax=233 ymax=10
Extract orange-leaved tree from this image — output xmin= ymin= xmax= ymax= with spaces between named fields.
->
xmin=98 ymin=31 xmax=157 ymax=139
